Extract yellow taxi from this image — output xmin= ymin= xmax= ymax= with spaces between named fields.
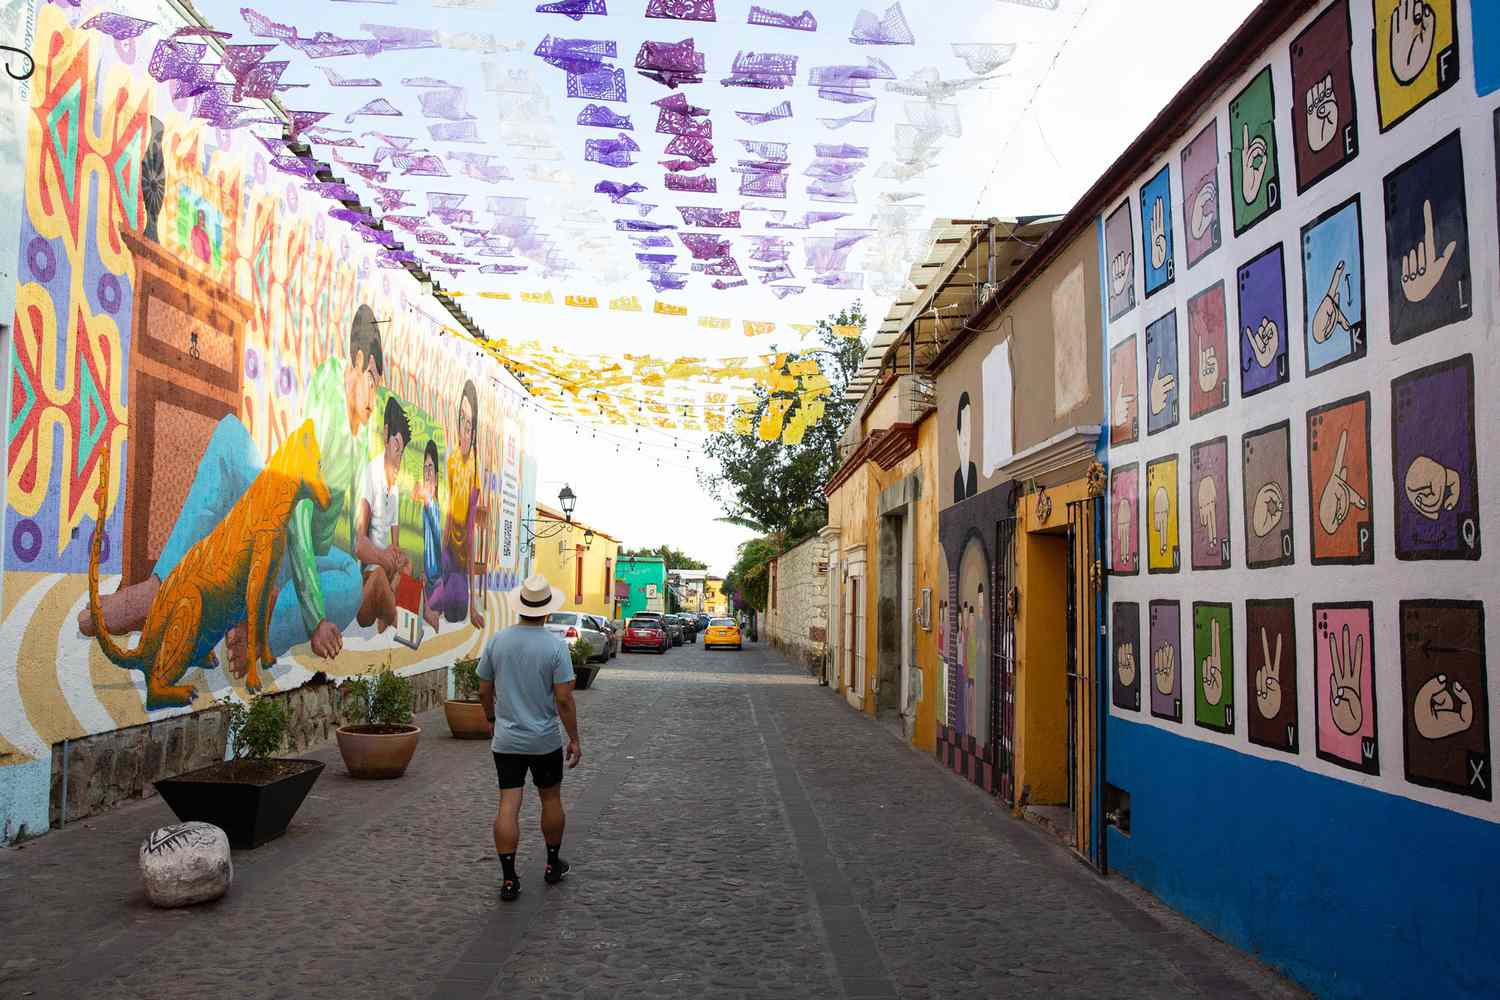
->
xmin=703 ymin=617 xmax=742 ymax=651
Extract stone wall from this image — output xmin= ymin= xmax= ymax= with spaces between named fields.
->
xmin=46 ymin=666 xmax=450 ymax=830
xmin=767 ymin=535 xmax=830 ymax=677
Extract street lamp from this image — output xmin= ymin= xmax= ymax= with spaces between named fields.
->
xmin=521 ymin=485 xmax=583 ymax=558
xmin=583 ymin=527 xmax=595 ymax=548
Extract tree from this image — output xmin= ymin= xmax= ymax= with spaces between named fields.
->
xmin=620 ymin=545 xmax=708 ymax=572
xmin=699 ymin=304 xmax=866 ymax=546
xmin=722 ymin=536 xmax=779 ymax=612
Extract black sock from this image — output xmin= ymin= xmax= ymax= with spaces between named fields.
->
xmin=546 ymin=842 xmax=562 ymax=866
xmin=499 ymin=852 xmax=517 ymax=882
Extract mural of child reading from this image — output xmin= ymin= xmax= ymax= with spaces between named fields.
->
xmin=354 ymin=396 xmax=414 ymax=633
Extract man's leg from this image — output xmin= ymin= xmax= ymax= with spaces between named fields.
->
xmin=493 ymin=752 xmax=526 ymax=901
xmin=80 ymin=415 xmax=261 ymax=636
xmin=535 ymin=750 xmax=569 ymax=883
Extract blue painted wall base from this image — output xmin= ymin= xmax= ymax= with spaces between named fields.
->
xmin=0 ymin=755 xmax=53 ymax=844
xmin=1106 ymin=717 xmax=1500 ymax=1000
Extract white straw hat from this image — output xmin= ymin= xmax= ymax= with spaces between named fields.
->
xmin=505 ymin=573 xmax=566 ymax=618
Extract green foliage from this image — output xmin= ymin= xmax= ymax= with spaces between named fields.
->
xmin=451 ymin=657 xmax=481 ymax=701
xmin=221 ymin=696 xmax=289 ymax=760
xmin=568 ymin=636 xmax=592 ymax=669
xmin=698 ymin=304 xmax=866 ymax=542
xmin=723 ymin=536 xmax=780 ymax=612
xmin=342 ymin=667 xmax=415 ymax=726
xmin=620 ymin=545 xmax=708 ymax=571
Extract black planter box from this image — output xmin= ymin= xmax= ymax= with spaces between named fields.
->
xmin=153 ymin=759 xmax=325 ymax=849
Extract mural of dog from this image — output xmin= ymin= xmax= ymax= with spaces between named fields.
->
xmin=88 ymin=420 xmax=333 ymax=710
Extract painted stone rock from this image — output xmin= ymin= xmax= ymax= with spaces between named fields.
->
xmin=139 ymin=822 xmax=233 ymax=908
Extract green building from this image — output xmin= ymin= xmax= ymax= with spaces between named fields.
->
xmin=615 ymin=556 xmax=667 ymax=620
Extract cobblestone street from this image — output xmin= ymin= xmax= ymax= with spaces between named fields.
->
xmin=0 ymin=645 xmax=1305 ymax=1000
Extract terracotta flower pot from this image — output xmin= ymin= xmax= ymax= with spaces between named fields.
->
xmin=336 ymin=724 xmax=421 ymax=779
xmin=444 ymin=700 xmax=492 ymax=740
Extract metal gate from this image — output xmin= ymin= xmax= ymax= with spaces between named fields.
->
xmin=992 ymin=516 xmax=1018 ymax=805
xmin=1066 ymin=496 xmax=1105 ymax=869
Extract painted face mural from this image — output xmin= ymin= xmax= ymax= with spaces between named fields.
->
xmin=956 ymin=537 xmax=990 ymax=745
xmin=954 ymin=392 xmax=976 ymax=503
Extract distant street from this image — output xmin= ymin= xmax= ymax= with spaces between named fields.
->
xmin=0 ymin=644 xmax=1303 ymax=1000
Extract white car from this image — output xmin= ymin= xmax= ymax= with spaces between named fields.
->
xmin=545 ymin=613 xmax=609 ymax=663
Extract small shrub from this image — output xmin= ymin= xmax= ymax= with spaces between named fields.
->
xmin=569 ymin=637 xmax=591 ymax=669
xmin=341 ymin=667 xmax=415 ymax=727
xmin=451 ymin=657 xmax=481 ymax=701
xmin=222 ymin=696 xmax=288 ymax=760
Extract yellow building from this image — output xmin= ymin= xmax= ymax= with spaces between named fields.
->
xmin=704 ymin=576 xmax=727 ymax=616
xmin=531 ymin=504 xmax=622 ymax=619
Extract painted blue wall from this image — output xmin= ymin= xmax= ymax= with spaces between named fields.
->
xmin=0 ymin=756 xmax=52 ymax=844
xmin=1107 ymin=716 xmax=1500 ymax=999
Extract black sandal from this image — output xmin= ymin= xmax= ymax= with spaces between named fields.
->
xmin=544 ymin=860 xmax=570 ymax=885
xmin=501 ymin=878 xmax=521 ymax=901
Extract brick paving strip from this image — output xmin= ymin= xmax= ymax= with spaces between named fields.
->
xmin=751 ymin=689 xmax=898 ymax=1000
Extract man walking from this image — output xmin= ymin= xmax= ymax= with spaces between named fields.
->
xmin=479 ymin=574 xmax=583 ymax=902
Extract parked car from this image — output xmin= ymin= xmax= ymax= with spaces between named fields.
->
xmin=704 ymin=617 xmax=742 ymax=651
xmin=589 ymin=615 xmax=621 ymax=658
xmin=657 ymin=615 xmax=684 ymax=646
xmin=621 ymin=616 xmax=670 ymax=654
xmin=668 ymin=614 xmax=697 ymax=644
xmin=545 ymin=612 xmax=609 ymax=663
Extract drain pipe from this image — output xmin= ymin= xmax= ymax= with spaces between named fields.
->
xmin=59 ymin=738 xmax=68 ymax=829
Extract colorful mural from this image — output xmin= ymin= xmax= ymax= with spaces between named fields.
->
xmin=1103 ymin=6 xmax=1499 ymax=993
xmin=0 ymin=2 xmax=531 ymax=837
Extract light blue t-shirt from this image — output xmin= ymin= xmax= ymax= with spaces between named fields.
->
xmin=477 ymin=624 xmax=576 ymax=754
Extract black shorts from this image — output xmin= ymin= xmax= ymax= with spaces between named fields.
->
xmin=492 ymin=749 xmax=564 ymax=790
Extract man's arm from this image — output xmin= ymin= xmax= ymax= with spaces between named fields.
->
xmin=286 ymin=498 xmax=342 ymax=658
xmin=554 ymin=681 xmax=581 ymax=768
xmin=480 ymin=679 xmax=496 ymax=723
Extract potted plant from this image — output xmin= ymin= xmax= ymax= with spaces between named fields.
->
xmin=152 ymin=696 xmax=325 ymax=849
xmin=444 ymin=656 xmax=491 ymax=739
xmin=570 ymin=635 xmax=598 ymax=690
xmin=336 ymin=668 xmax=420 ymax=779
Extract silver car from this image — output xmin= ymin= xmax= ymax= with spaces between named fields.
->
xmin=545 ymin=612 xmax=609 ymax=663
xmin=587 ymin=614 xmax=621 ymax=658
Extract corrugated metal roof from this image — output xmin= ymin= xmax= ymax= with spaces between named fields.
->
xmin=843 ymin=215 xmax=1062 ymax=402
